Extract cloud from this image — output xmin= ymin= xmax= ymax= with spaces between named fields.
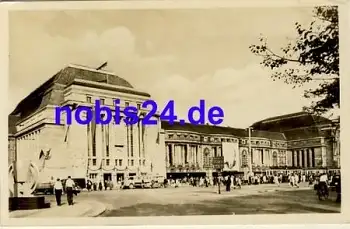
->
xmin=9 ymin=26 xmax=175 ymax=113
xmin=148 ymin=64 xmax=313 ymax=128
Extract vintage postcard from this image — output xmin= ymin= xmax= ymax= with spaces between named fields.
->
xmin=1 ymin=0 xmax=349 ymax=226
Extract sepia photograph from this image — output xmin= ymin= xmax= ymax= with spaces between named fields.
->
xmin=2 ymin=0 xmax=348 ymax=226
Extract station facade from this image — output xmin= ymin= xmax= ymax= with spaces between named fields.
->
xmin=8 ymin=64 xmax=340 ymax=187
xmin=8 ymin=65 xmax=166 ymax=186
xmin=162 ymin=113 xmax=340 ymax=179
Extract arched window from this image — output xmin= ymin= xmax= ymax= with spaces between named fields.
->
xmin=203 ymin=148 xmax=210 ymax=166
xmin=272 ymin=152 xmax=278 ymax=167
xmin=241 ymin=150 xmax=248 ymax=167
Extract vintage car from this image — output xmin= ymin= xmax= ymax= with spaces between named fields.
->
xmin=151 ymin=175 xmax=165 ymax=188
xmin=34 ymin=182 xmax=54 ymax=195
xmin=122 ymin=175 xmax=153 ymax=189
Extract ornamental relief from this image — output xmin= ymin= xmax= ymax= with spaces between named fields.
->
xmin=166 ymin=133 xmax=200 ymax=141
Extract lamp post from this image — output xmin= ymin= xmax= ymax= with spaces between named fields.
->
xmin=248 ymin=127 xmax=253 ymax=175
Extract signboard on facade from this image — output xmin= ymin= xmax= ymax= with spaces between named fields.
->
xmin=222 ymin=142 xmax=240 ymax=171
xmin=212 ymin=156 xmax=224 ymax=170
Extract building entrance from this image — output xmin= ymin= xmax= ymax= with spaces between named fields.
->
xmin=104 ymin=173 xmax=112 ymax=182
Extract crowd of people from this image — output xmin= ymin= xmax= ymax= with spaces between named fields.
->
xmin=51 ymin=170 xmax=341 ymax=206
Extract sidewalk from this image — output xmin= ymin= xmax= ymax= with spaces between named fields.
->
xmin=9 ymin=200 xmax=106 ymax=218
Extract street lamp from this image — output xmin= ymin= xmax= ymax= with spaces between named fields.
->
xmin=247 ymin=127 xmax=253 ymax=175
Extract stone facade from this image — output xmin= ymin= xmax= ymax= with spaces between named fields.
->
xmin=8 ymin=65 xmax=340 ymax=186
xmin=8 ymin=65 xmax=166 ymax=186
xmin=162 ymin=112 xmax=339 ymax=178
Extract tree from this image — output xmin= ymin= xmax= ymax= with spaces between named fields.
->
xmin=249 ymin=6 xmax=339 ymax=115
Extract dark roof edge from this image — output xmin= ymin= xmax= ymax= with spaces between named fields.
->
xmin=70 ymin=79 xmax=151 ymax=98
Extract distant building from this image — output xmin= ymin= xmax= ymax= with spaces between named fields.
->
xmin=8 ymin=64 xmax=166 ymax=186
xmin=162 ymin=112 xmax=340 ymax=179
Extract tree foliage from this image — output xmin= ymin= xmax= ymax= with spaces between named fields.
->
xmin=249 ymin=6 xmax=339 ymax=115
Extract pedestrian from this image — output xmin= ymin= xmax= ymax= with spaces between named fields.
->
xmin=98 ymin=181 xmax=103 ymax=191
xmin=65 ymin=176 xmax=75 ymax=205
xmin=54 ymin=178 xmax=63 ymax=206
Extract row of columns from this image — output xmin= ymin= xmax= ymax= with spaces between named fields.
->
xmin=167 ymin=144 xmax=202 ymax=167
xmin=87 ymin=116 xmax=147 ymax=168
xmin=292 ymin=148 xmax=315 ymax=168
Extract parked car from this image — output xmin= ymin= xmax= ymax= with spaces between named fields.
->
xmin=122 ymin=176 xmax=135 ymax=189
xmin=151 ymin=175 xmax=165 ymax=188
xmin=34 ymin=182 xmax=54 ymax=195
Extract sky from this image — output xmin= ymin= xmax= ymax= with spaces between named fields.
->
xmin=9 ymin=7 xmax=330 ymax=128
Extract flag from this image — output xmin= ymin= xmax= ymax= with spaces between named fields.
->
xmin=63 ymin=103 xmax=79 ymax=142
xmin=141 ymin=124 xmax=145 ymax=157
xmin=39 ymin=150 xmax=44 ymax=159
xmin=156 ymin=132 xmax=160 ymax=144
xmin=45 ymin=149 xmax=52 ymax=160
xmin=156 ymin=124 xmax=160 ymax=144
xmin=64 ymin=125 xmax=70 ymax=142
xmin=99 ymin=159 xmax=103 ymax=170
xmin=96 ymin=61 xmax=108 ymax=70
xmin=105 ymin=118 xmax=109 ymax=157
xmin=91 ymin=109 xmax=96 ymax=156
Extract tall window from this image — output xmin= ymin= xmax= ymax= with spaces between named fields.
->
xmin=130 ymin=125 xmax=134 ymax=157
xmin=106 ymin=159 xmax=110 ymax=166
xmin=168 ymin=145 xmax=173 ymax=165
xmin=92 ymin=159 xmax=97 ymax=166
xmin=213 ymin=147 xmax=217 ymax=157
xmin=100 ymin=98 xmax=105 ymax=105
xmin=87 ymin=96 xmax=92 ymax=103
xmin=119 ymin=159 xmax=122 ymax=166
xmin=203 ymin=148 xmax=210 ymax=167
xmin=241 ymin=150 xmax=248 ymax=167
xmin=272 ymin=152 xmax=278 ymax=167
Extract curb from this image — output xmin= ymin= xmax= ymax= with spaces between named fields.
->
xmin=83 ymin=201 xmax=107 ymax=217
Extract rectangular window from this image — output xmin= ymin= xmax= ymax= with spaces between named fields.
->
xmin=87 ymin=96 xmax=92 ymax=103
xmin=115 ymin=159 xmax=118 ymax=166
xmin=92 ymin=159 xmax=97 ymax=166
xmin=143 ymin=160 xmax=146 ymax=166
xmin=137 ymin=103 xmax=141 ymax=111
xmin=125 ymin=101 xmax=129 ymax=107
xmin=128 ymin=159 xmax=130 ymax=166
xmin=131 ymin=159 xmax=134 ymax=166
xmin=119 ymin=159 xmax=122 ymax=166
xmin=106 ymin=159 xmax=110 ymax=166
xmin=139 ymin=159 xmax=141 ymax=165
xmin=106 ymin=150 xmax=109 ymax=157
xmin=130 ymin=125 xmax=134 ymax=157
xmin=100 ymin=98 xmax=105 ymax=105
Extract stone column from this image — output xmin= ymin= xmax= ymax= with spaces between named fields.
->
xmin=303 ymin=149 xmax=308 ymax=168
xmin=165 ymin=144 xmax=169 ymax=167
xmin=293 ymin=151 xmax=298 ymax=167
xmin=308 ymin=149 xmax=313 ymax=168
xmin=321 ymin=146 xmax=327 ymax=167
xmin=171 ymin=144 xmax=175 ymax=166
xmin=298 ymin=150 xmax=302 ymax=167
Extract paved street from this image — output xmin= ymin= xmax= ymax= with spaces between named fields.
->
xmin=28 ymin=183 xmax=340 ymax=217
